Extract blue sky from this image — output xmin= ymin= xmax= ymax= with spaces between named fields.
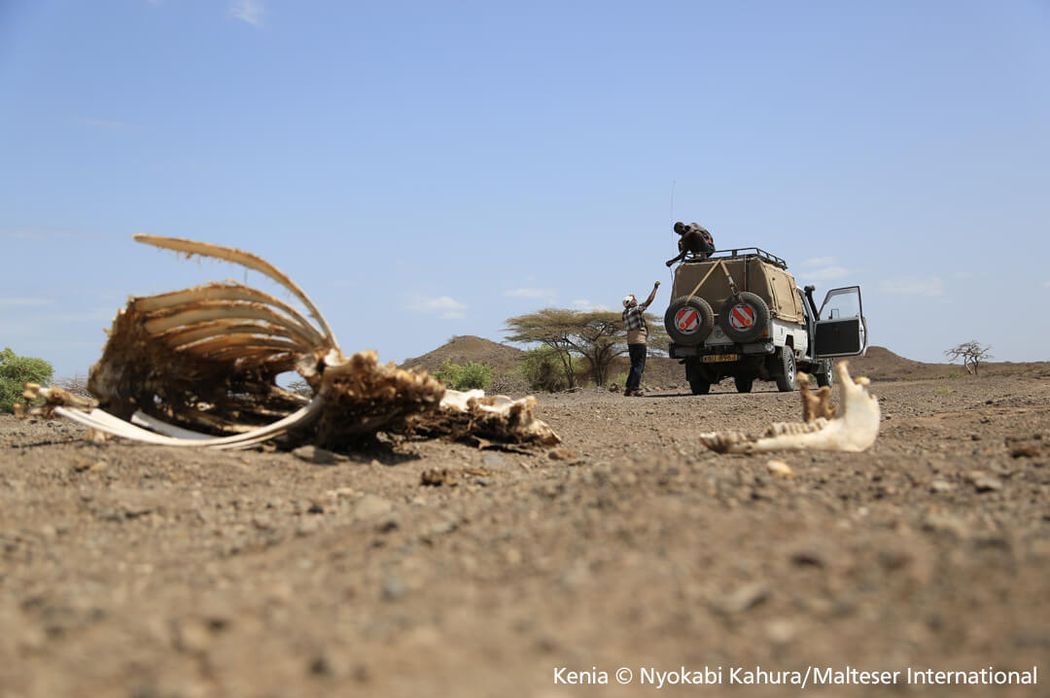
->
xmin=2 ymin=0 xmax=1048 ymax=377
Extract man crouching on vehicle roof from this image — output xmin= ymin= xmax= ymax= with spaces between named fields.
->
xmin=622 ymin=281 xmax=661 ymax=397
xmin=666 ymin=220 xmax=715 ymax=267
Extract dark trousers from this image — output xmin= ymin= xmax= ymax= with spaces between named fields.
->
xmin=626 ymin=343 xmax=647 ymax=391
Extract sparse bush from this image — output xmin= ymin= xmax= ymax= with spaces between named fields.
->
xmin=433 ymin=360 xmax=493 ymax=391
xmin=520 ymin=346 xmax=576 ymax=392
xmin=488 ymin=373 xmax=527 ymax=396
xmin=454 ymin=361 xmax=492 ymax=390
xmin=0 ymin=348 xmax=54 ymax=413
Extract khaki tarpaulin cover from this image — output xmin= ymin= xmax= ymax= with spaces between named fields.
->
xmin=671 ymin=258 xmax=804 ymax=323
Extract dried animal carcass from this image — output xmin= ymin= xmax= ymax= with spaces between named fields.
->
xmin=20 ymin=235 xmax=559 ymax=450
xmin=698 ymin=361 xmax=879 ymax=453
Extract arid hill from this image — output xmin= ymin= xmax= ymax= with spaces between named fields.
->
xmin=850 ymin=346 xmax=1050 ymax=382
xmin=400 ymin=335 xmax=525 ymax=375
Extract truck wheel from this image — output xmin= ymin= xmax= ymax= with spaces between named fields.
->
xmin=775 ymin=348 xmax=798 ymax=392
xmin=664 ymin=297 xmax=714 ymax=346
xmin=689 ymin=378 xmax=711 ymax=395
xmin=718 ymin=292 xmax=770 ymax=343
xmin=685 ymin=358 xmax=711 ymax=395
xmin=734 ymin=375 xmax=754 ymax=393
xmin=815 ymin=360 xmax=834 ymax=387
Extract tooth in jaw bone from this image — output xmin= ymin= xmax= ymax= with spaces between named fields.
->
xmin=20 ymin=235 xmax=559 ymax=450
xmin=800 ymin=375 xmax=835 ymax=422
xmin=698 ymin=361 xmax=879 ymax=453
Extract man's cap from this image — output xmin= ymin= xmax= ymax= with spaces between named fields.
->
xmin=623 ymin=294 xmax=636 ymax=307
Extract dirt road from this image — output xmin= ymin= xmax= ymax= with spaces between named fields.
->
xmin=2 ymin=374 xmax=1048 ymax=697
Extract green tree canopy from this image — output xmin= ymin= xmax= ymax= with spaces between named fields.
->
xmin=506 ymin=308 xmax=667 ymax=387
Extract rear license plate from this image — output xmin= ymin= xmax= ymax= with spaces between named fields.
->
xmin=702 ymin=353 xmax=738 ymax=363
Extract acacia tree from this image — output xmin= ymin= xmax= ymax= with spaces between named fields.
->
xmin=505 ymin=309 xmax=582 ymax=388
xmin=506 ymin=308 xmax=667 ymax=387
xmin=944 ymin=340 xmax=992 ymax=376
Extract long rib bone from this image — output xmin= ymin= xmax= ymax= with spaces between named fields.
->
xmin=698 ymin=361 xmax=879 ymax=453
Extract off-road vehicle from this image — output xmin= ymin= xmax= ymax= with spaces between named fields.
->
xmin=663 ymin=247 xmax=868 ymax=395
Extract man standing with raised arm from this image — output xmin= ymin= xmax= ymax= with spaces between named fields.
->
xmin=621 ymin=280 xmax=661 ymax=396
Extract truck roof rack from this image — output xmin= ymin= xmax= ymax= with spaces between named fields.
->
xmin=690 ymin=247 xmax=789 ymax=270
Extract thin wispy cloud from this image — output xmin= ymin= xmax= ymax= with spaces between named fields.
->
xmin=405 ymin=295 xmax=466 ymax=320
xmin=0 ymin=297 xmax=53 ymax=307
xmin=798 ymin=256 xmax=851 ymax=282
xmin=230 ymin=0 xmax=265 ymax=26
xmin=1042 ymin=280 xmax=1050 ymax=289
xmin=504 ymin=287 xmax=557 ymax=302
xmin=877 ymin=277 xmax=945 ymax=296
xmin=571 ymin=299 xmax=609 ymax=311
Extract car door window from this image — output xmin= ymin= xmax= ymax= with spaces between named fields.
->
xmin=819 ymin=287 xmax=861 ymax=320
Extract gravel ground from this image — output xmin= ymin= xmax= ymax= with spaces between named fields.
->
xmin=1 ymin=372 xmax=1048 ymax=697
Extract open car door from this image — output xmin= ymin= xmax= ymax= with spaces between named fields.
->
xmin=814 ymin=286 xmax=868 ymax=357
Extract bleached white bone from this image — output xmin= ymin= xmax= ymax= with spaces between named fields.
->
xmin=49 ymin=397 xmax=323 ymax=450
xmin=698 ymin=361 xmax=879 ymax=453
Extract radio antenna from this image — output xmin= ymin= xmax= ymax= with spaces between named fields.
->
xmin=669 ymin=179 xmax=676 ymax=226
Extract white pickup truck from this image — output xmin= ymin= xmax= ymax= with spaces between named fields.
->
xmin=663 ymin=247 xmax=868 ymax=394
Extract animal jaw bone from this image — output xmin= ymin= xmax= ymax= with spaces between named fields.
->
xmin=698 ymin=361 xmax=879 ymax=453
xmin=20 ymin=235 xmax=559 ymax=450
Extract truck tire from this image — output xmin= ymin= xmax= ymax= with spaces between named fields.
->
xmin=718 ymin=292 xmax=770 ymax=344
xmin=664 ymin=296 xmax=715 ymax=346
xmin=690 ymin=378 xmax=711 ymax=395
xmin=685 ymin=358 xmax=711 ymax=395
xmin=775 ymin=348 xmax=798 ymax=392
xmin=734 ymin=375 xmax=754 ymax=393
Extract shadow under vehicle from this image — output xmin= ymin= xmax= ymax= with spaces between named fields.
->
xmin=663 ymin=248 xmax=868 ymax=395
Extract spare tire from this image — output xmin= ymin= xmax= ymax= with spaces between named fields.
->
xmin=664 ymin=296 xmax=715 ymax=346
xmin=718 ymin=292 xmax=770 ymax=343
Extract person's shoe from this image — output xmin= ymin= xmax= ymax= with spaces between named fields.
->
xmin=623 ymin=388 xmax=637 ymax=396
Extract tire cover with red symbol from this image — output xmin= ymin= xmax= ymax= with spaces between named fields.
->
xmin=664 ymin=296 xmax=714 ymax=346
xmin=718 ymin=292 xmax=770 ymax=343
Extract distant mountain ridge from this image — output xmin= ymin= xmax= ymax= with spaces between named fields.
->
xmin=402 ymin=338 xmax=1049 ymax=387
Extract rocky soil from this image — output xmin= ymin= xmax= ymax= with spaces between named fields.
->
xmin=1 ymin=372 xmax=1048 ymax=697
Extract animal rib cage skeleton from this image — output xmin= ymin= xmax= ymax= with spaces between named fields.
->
xmin=18 ymin=235 xmax=560 ymax=450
